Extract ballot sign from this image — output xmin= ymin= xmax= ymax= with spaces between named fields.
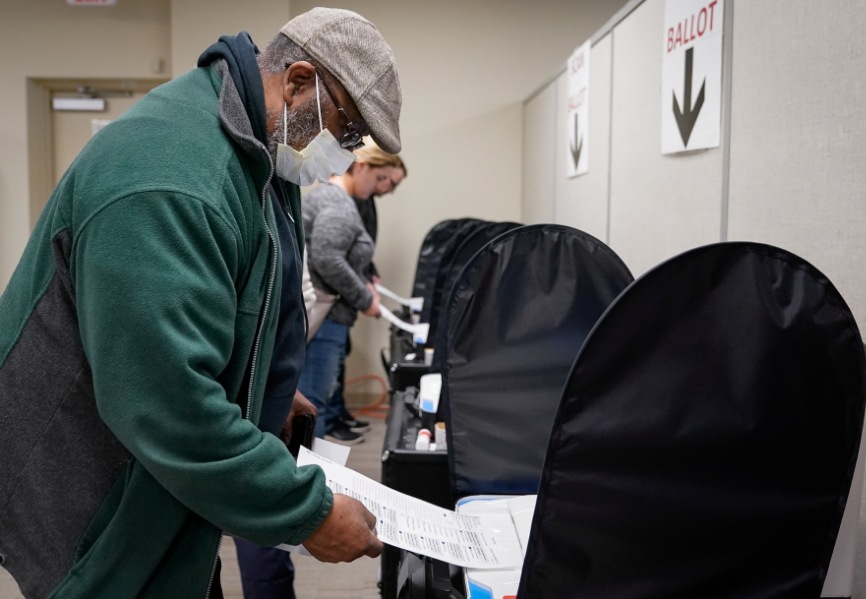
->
xmin=661 ymin=0 xmax=724 ymax=154
xmin=566 ymin=40 xmax=591 ymax=177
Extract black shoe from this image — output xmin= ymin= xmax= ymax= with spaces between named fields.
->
xmin=324 ymin=424 xmax=365 ymax=446
xmin=340 ymin=415 xmax=371 ymax=433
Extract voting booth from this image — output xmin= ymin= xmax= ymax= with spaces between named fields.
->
xmin=382 ymin=219 xmax=523 ymax=393
xmin=412 ymin=218 xmax=484 ymax=325
xmin=410 ymin=219 xmax=461 ymax=304
xmin=426 ymin=241 xmax=864 ymax=599
xmin=380 ymin=218 xmax=529 ymax=597
xmin=515 ymin=241 xmax=866 ymax=598
xmin=425 ymin=220 xmax=523 ymax=355
xmin=439 ymin=224 xmax=634 ymax=500
xmin=384 ymin=218 xmax=483 ymax=392
xmin=390 ymin=224 xmax=634 ymax=597
xmin=394 ymin=241 xmax=865 ymax=599
xmin=380 ymin=386 xmax=452 ymax=598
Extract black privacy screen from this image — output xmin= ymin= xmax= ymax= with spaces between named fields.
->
xmin=518 ymin=242 xmax=866 ymax=598
xmin=427 ymin=220 xmax=523 ymax=350
xmin=440 ymin=224 xmax=633 ymax=500
xmin=411 ymin=218 xmax=474 ymax=311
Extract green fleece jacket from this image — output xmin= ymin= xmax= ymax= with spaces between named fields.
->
xmin=0 ymin=63 xmax=332 ymax=598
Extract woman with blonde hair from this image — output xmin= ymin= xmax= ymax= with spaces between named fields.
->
xmin=299 ymin=139 xmax=406 ymax=444
xmin=352 ymin=142 xmax=407 ymax=282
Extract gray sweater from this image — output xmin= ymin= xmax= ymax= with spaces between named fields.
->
xmin=302 ymin=182 xmax=375 ymax=326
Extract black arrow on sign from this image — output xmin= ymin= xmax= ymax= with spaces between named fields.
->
xmin=673 ymin=47 xmax=705 ymax=147
xmin=570 ymin=114 xmax=583 ymax=170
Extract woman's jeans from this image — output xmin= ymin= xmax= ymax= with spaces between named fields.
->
xmin=298 ymin=319 xmax=349 ymax=437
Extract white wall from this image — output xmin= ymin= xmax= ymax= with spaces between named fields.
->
xmin=170 ymin=0 xmax=290 ymax=75
xmin=522 ymin=84 xmax=557 ymax=225
xmin=522 ymin=0 xmax=866 ymax=326
xmin=726 ymin=1 xmax=866 ymax=320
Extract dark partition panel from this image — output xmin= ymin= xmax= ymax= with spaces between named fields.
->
xmin=410 ymin=218 xmax=472 ymax=305
xmin=441 ymin=224 xmax=633 ymax=500
xmin=427 ymin=221 xmax=523 ymax=354
xmin=519 ymin=242 xmax=866 ymax=598
xmin=416 ymin=218 xmax=488 ymax=329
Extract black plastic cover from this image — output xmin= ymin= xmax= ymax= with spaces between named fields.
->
xmin=428 ymin=221 xmax=523 ymax=353
xmin=410 ymin=219 xmax=464 ymax=301
xmin=440 ymin=224 xmax=633 ymax=500
xmin=418 ymin=219 xmax=489 ymax=327
xmin=518 ymin=242 xmax=866 ymax=598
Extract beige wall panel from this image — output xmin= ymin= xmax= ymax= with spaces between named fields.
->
xmin=170 ymin=0 xmax=290 ymax=76
xmin=0 ymin=0 xmax=171 ymax=290
xmin=608 ymin=0 xmax=723 ymax=278
xmin=727 ymin=0 xmax=866 ymax=325
xmin=554 ymin=34 xmax=613 ymax=243
xmin=523 ymin=85 xmax=557 ymax=225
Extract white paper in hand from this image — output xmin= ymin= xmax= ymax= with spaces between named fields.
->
xmin=289 ymin=447 xmax=524 ymax=569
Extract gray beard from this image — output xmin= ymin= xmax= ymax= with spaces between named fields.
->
xmin=267 ymin=95 xmax=321 ymax=159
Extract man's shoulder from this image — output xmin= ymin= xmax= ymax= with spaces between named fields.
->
xmin=71 ymin=73 xmax=255 ymax=208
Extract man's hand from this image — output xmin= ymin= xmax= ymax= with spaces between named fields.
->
xmin=303 ymin=494 xmax=384 ymax=562
xmin=280 ymin=390 xmax=317 ymax=447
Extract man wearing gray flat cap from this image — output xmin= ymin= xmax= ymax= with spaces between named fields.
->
xmin=0 ymin=7 xmax=400 ymax=599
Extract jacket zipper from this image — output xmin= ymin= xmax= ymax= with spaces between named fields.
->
xmin=246 ymin=173 xmax=279 ymax=419
xmin=204 ymin=534 xmax=223 ymax=599
xmin=205 ymin=166 xmax=278 ymax=598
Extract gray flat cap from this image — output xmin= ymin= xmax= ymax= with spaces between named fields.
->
xmin=281 ymin=7 xmax=402 ymax=154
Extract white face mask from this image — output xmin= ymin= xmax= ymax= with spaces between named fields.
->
xmin=275 ymin=73 xmax=356 ymax=186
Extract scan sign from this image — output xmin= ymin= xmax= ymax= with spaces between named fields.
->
xmin=661 ymin=0 xmax=724 ymax=154
xmin=566 ymin=40 xmax=590 ymax=177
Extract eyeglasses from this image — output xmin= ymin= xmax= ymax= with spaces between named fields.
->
xmin=316 ymin=72 xmax=366 ymax=151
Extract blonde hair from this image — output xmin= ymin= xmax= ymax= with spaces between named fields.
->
xmin=353 ymin=137 xmax=407 ymax=175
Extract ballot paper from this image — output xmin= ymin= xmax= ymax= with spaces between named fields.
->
xmin=313 ymin=436 xmax=351 ymax=466
xmin=375 ymin=283 xmax=424 ymax=312
xmin=379 ymin=305 xmax=430 ymax=345
xmin=293 ymin=447 xmax=524 ymax=569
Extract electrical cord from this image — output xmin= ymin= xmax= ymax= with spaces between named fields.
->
xmin=346 ymin=373 xmax=390 ymax=418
